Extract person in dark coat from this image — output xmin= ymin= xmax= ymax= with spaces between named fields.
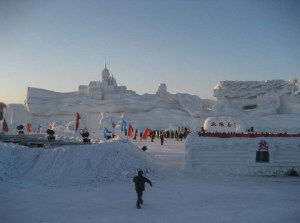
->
xmin=133 ymin=170 xmax=152 ymax=209
xmin=160 ymin=133 xmax=164 ymax=145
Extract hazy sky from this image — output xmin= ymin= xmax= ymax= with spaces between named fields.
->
xmin=1 ymin=0 xmax=299 ymax=104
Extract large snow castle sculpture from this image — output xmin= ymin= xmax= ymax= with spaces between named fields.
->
xmin=3 ymin=63 xmax=300 ymax=133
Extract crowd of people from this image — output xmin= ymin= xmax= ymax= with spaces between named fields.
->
xmin=198 ymin=128 xmax=300 ymax=138
xmin=132 ymin=126 xmax=191 ymax=144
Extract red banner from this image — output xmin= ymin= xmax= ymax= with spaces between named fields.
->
xmin=128 ymin=124 xmax=133 ymax=137
xmin=27 ymin=123 xmax=32 ymax=132
xmin=142 ymin=128 xmax=151 ymax=140
xmin=2 ymin=119 xmax=9 ymax=132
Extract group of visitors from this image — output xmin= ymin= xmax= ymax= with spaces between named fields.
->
xmin=132 ymin=127 xmax=191 ymax=143
xmin=199 ymin=130 xmax=300 ymax=138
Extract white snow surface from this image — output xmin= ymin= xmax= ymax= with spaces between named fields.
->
xmin=213 ymin=79 xmax=298 ymax=99
xmin=213 ymin=78 xmax=300 ymax=115
xmin=0 ymin=140 xmax=160 ymax=185
xmin=1 ymin=137 xmax=300 ymax=223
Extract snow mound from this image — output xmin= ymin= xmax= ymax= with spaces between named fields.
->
xmin=0 ymin=140 xmax=160 ymax=186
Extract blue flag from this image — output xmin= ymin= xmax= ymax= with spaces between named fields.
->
xmin=104 ymin=128 xmax=111 ymax=139
xmin=37 ymin=124 xmax=42 ymax=134
xmin=122 ymin=120 xmax=127 ymax=132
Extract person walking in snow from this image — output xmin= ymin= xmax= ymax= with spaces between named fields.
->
xmin=151 ymin=131 xmax=155 ymax=142
xmin=133 ymin=129 xmax=138 ymax=140
xmin=133 ymin=170 xmax=152 ymax=209
xmin=140 ymin=132 xmax=143 ymax=141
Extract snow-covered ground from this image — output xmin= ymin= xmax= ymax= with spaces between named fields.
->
xmin=1 ymin=138 xmax=300 ymax=223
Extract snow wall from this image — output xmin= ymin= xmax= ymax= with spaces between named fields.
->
xmin=184 ymin=132 xmax=300 ymax=176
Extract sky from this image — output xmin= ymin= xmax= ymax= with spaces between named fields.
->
xmin=0 ymin=0 xmax=299 ymax=104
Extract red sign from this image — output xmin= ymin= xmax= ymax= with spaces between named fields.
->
xmin=259 ymin=140 xmax=268 ymax=150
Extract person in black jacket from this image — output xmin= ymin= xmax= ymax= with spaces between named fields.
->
xmin=133 ymin=170 xmax=152 ymax=209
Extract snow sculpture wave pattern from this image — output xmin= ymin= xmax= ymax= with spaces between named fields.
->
xmin=213 ymin=79 xmax=299 ymax=115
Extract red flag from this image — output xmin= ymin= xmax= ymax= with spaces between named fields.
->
xmin=128 ymin=124 xmax=134 ymax=137
xmin=142 ymin=128 xmax=151 ymax=140
xmin=76 ymin=112 xmax=81 ymax=131
xmin=27 ymin=123 xmax=32 ymax=132
xmin=2 ymin=119 xmax=9 ymax=132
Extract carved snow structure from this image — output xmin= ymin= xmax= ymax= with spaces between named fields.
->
xmin=183 ymin=79 xmax=300 ymax=176
xmin=213 ymin=79 xmax=299 ymax=115
xmin=78 ymin=63 xmax=136 ymax=100
xmin=156 ymin=83 xmax=168 ymax=96
xmin=3 ymin=73 xmax=300 ymax=133
xmin=185 ymin=132 xmax=300 ymax=176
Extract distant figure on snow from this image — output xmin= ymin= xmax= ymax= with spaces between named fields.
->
xmin=133 ymin=170 xmax=152 ymax=209
xmin=160 ymin=133 xmax=164 ymax=145
xmin=133 ymin=129 xmax=138 ymax=140
xmin=140 ymin=132 xmax=143 ymax=141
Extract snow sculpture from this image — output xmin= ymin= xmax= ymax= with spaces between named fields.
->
xmin=4 ymin=85 xmax=212 ymax=130
xmin=78 ymin=62 xmax=136 ymax=100
xmin=185 ymin=132 xmax=300 ymax=175
xmin=213 ymin=79 xmax=299 ymax=115
xmin=156 ymin=83 xmax=168 ymax=95
xmin=3 ymin=70 xmax=300 ymax=133
xmin=204 ymin=116 xmax=246 ymax=133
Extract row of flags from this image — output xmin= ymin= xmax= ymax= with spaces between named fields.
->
xmin=105 ymin=119 xmax=150 ymax=140
xmin=76 ymin=113 xmax=152 ymax=140
xmin=1 ymin=113 xmax=81 ymax=134
xmin=109 ymin=119 xmax=151 ymax=140
xmin=2 ymin=119 xmax=33 ymax=133
xmin=2 ymin=112 xmax=151 ymax=140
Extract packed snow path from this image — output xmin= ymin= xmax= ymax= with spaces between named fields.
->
xmin=0 ymin=139 xmax=300 ymax=223
xmin=1 ymin=173 xmax=299 ymax=223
